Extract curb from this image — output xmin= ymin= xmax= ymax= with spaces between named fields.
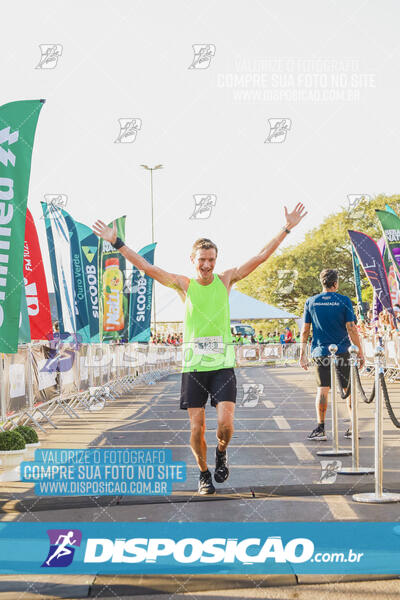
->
xmin=89 ymin=573 xmax=399 ymax=597
xmin=1 ymin=481 xmax=399 ymax=514
xmin=0 ymin=573 xmax=399 ymax=599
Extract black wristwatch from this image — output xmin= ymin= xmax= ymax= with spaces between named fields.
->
xmin=282 ymin=226 xmax=291 ymax=234
xmin=112 ymin=236 xmax=125 ymax=250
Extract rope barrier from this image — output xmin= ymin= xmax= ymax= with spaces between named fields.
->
xmin=334 ymin=357 xmax=376 ymax=403
xmin=355 ymin=366 xmax=375 ymax=404
xmin=334 ymin=361 xmax=351 ymax=399
xmin=380 ymin=372 xmax=400 ymax=429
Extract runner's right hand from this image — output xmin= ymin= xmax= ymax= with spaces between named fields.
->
xmin=92 ymin=220 xmax=117 ymax=244
xmin=299 ymin=355 xmax=309 ymax=371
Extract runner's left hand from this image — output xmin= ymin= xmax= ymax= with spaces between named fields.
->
xmin=284 ymin=203 xmax=307 ymax=230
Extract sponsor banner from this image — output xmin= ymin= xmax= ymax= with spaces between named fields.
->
xmin=0 ymin=99 xmax=44 ymax=353
xmin=41 ymin=202 xmax=76 ymax=335
xmin=75 ymin=221 xmax=100 ymax=342
xmin=376 ymin=209 xmax=400 ymax=305
xmin=18 ymin=285 xmax=30 ymax=344
xmin=61 ymin=209 xmax=90 ymax=343
xmin=351 ymin=246 xmax=364 ymax=320
xmin=98 ymin=216 xmax=129 ymax=342
xmin=0 ymin=522 xmax=400 ymax=574
xmin=376 ymin=236 xmax=399 ymax=307
xmin=373 ymin=291 xmax=383 ymax=321
xmin=23 ymin=209 xmax=52 ymax=340
xmin=129 ymin=242 xmax=156 ymax=342
xmin=348 ymin=230 xmax=394 ymax=319
xmin=385 ymin=203 xmax=398 ymax=216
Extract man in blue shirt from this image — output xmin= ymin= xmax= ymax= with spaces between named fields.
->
xmin=299 ymin=269 xmax=365 ymax=441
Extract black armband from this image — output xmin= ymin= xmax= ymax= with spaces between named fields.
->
xmin=112 ymin=237 xmax=125 ymax=250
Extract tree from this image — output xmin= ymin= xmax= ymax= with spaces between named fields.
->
xmin=236 ymin=195 xmax=400 ymax=314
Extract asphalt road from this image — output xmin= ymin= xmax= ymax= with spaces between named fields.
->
xmin=1 ymin=363 xmax=400 ymax=598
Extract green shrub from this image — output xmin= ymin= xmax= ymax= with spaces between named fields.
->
xmin=0 ymin=431 xmax=26 ymax=451
xmin=15 ymin=425 xmax=39 ymax=444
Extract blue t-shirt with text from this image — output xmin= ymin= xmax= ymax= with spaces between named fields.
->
xmin=303 ymin=292 xmax=356 ymax=357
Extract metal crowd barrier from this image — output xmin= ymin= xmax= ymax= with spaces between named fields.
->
xmin=0 ymin=342 xmax=180 ymax=431
xmin=235 ymin=342 xmax=302 ymax=367
xmin=359 ymin=334 xmax=400 ymax=382
xmin=0 ymin=340 xmax=303 ymax=431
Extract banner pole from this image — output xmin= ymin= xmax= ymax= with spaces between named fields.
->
xmin=88 ymin=344 xmax=94 ymax=387
xmin=0 ymin=354 xmax=7 ymax=423
xmin=26 ymin=343 xmax=35 ymax=410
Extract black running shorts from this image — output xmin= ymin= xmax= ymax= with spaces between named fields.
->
xmin=313 ymin=352 xmax=350 ymax=389
xmin=180 ymin=368 xmax=237 ymax=410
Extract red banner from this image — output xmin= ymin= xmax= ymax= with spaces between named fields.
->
xmin=23 ymin=209 xmax=52 ymax=340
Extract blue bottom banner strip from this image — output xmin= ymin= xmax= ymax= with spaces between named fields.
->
xmin=1 ymin=522 xmax=400 ymax=574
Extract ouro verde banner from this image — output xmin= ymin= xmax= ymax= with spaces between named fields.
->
xmin=62 ymin=209 xmax=90 ymax=343
xmin=0 ymin=99 xmax=44 ymax=353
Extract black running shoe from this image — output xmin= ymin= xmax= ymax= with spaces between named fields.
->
xmin=198 ymin=469 xmax=216 ymax=495
xmin=307 ymin=425 xmax=327 ymax=441
xmin=344 ymin=428 xmax=360 ymax=439
xmin=214 ymin=446 xmax=229 ymax=483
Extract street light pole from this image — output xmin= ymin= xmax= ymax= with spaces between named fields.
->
xmin=140 ymin=164 xmax=163 ymax=340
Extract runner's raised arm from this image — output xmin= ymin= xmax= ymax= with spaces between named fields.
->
xmin=220 ymin=203 xmax=307 ymax=286
xmin=92 ymin=220 xmax=189 ymax=294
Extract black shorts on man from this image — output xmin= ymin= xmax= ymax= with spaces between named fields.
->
xmin=313 ymin=351 xmax=350 ymax=389
xmin=180 ymin=368 xmax=237 ymax=410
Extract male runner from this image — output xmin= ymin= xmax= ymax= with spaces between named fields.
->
xmin=299 ymin=269 xmax=365 ymax=441
xmin=93 ymin=203 xmax=306 ymax=494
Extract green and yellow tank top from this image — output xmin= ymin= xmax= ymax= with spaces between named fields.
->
xmin=182 ymin=274 xmax=236 ymax=373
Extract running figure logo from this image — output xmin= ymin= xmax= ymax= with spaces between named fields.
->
xmin=241 ymin=384 xmax=264 ymax=408
xmin=114 ymin=118 xmax=142 ymax=143
xmin=189 ymin=195 xmax=217 ymax=220
xmin=319 ymin=460 xmax=342 ymax=484
xmin=42 ymin=529 xmax=82 ymax=567
xmin=347 ymin=194 xmax=370 ymax=220
xmin=35 ymin=45 xmax=63 ymax=69
xmin=265 ymin=118 xmax=292 ymax=143
xmin=276 ymin=269 xmax=298 ymax=295
xmin=42 ymin=194 xmax=68 ymax=218
xmin=188 ymin=44 xmax=216 ymax=69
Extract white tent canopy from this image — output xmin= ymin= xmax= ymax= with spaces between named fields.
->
xmin=156 ymin=286 xmax=298 ymax=322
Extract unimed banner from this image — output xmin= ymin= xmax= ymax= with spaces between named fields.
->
xmin=129 ymin=242 xmax=156 ymax=342
xmin=0 ymin=99 xmax=44 ymax=353
xmin=23 ymin=208 xmax=52 ymax=340
xmin=348 ymin=229 xmax=394 ymax=317
xmin=18 ymin=285 xmax=30 ymax=344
